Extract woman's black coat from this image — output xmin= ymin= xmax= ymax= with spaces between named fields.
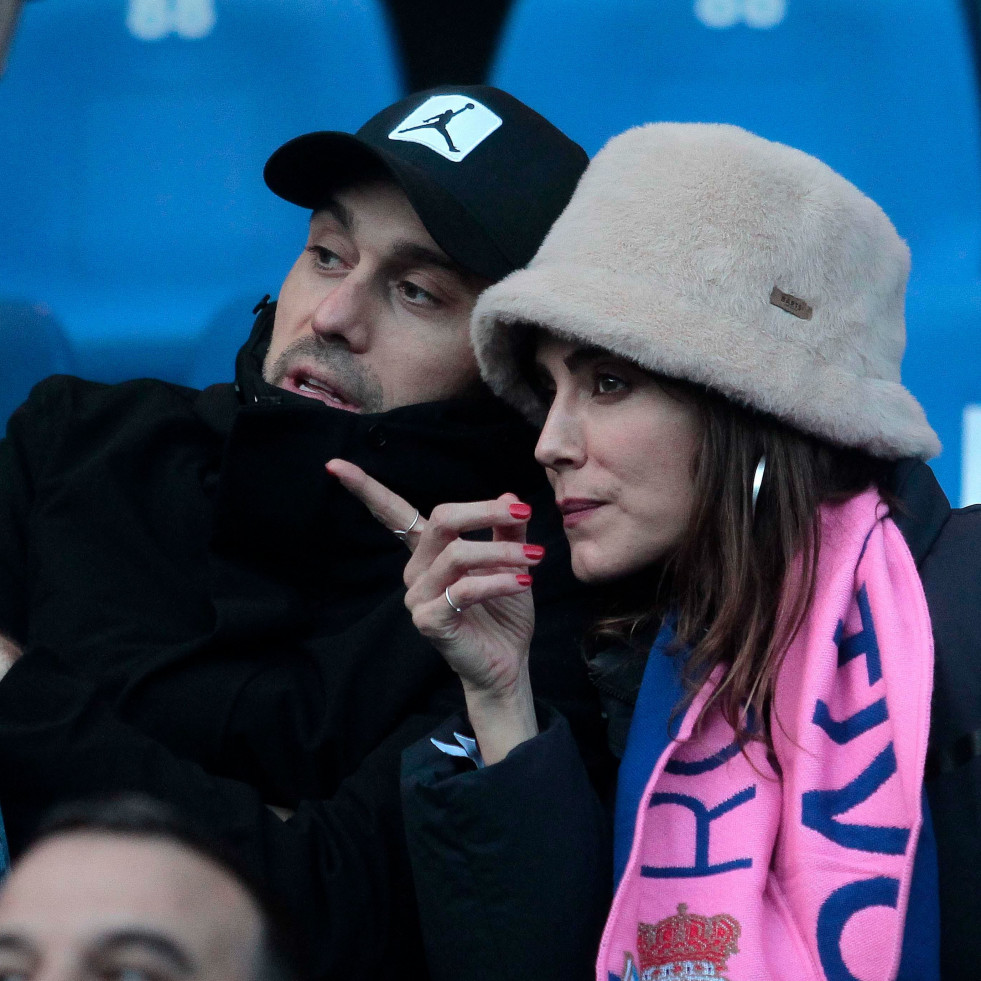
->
xmin=402 ymin=460 xmax=981 ymax=980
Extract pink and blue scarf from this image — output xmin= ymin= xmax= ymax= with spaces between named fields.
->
xmin=601 ymin=489 xmax=935 ymax=981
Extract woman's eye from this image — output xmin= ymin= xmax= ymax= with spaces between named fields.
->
xmin=398 ymin=280 xmax=439 ymax=306
xmin=307 ymin=246 xmax=344 ymax=271
xmin=595 ymin=373 xmax=628 ymax=395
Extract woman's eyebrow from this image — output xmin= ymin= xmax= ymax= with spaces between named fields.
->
xmin=563 ymin=346 xmax=609 ymax=373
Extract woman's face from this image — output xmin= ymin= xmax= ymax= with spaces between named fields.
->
xmin=533 ymin=336 xmax=703 ymax=583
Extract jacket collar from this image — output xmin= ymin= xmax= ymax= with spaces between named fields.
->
xmin=203 ymin=302 xmax=552 ymax=583
xmin=887 ymin=458 xmax=952 ymax=567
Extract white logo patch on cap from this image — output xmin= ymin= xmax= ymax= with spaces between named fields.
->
xmin=388 ymin=95 xmax=502 ymax=162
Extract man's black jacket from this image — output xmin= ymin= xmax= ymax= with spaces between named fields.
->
xmin=0 ymin=305 xmax=609 ymax=977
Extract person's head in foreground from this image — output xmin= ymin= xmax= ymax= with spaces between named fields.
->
xmin=0 ymin=795 xmax=296 ymax=981
xmin=257 ymin=85 xmax=587 ymax=413
xmin=472 ymin=121 xmax=939 ymax=734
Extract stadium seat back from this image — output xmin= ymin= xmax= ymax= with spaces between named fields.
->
xmin=189 ymin=293 xmax=258 ymax=388
xmin=0 ymin=301 xmax=74 ymax=431
xmin=0 ymin=0 xmax=402 ymax=378
xmin=491 ymin=0 xmax=981 ymax=275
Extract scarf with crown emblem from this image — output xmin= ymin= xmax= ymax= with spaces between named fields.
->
xmin=599 ymin=488 xmax=934 ymax=981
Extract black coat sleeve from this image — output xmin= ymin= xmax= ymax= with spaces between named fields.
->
xmin=0 ymin=385 xmax=56 ymax=644
xmin=919 ymin=505 xmax=981 ymax=979
xmin=401 ymin=706 xmax=612 ymax=981
xmin=0 ymin=377 xmax=613 ymax=979
xmin=0 ymin=643 xmax=446 ymax=979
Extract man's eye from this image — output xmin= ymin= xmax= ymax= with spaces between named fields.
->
xmin=398 ymin=280 xmax=439 ymax=306
xmin=307 ymin=246 xmax=344 ymax=271
xmin=595 ymin=373 xmax=627 ymax=395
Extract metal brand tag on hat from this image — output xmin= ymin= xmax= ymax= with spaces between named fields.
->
xmin=770 ymin=286 xmax=813 ymax=320
xmin=388 ymin=95 xmax=503 ymax=162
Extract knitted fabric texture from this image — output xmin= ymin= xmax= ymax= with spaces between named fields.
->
xmin=471 ymin=123 xmax=939 ymax=460
xmin=599 ymin=489 xmax=934 ymax=981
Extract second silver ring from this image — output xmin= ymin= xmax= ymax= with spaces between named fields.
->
xmin=444 ymin=586 xmax=463 ymax=614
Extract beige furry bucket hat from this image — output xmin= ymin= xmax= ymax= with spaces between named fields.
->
xmin=472 ymin=123 xmax=940 ymax=460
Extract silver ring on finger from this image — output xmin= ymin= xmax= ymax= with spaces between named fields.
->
xmin=444 ymin=585 xmax=463 ymax=614
xmin=393 ymin=508 xmax=420 ymax=542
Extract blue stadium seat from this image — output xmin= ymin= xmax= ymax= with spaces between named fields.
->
xmin=0 ymin=300 xmax=74 ymax=432
xmin=189 ymin=293 xmax=259 ymax=389
xmin=0 ymin=0 xmax=402 ymax=386
xmin=490 ymin=0 xmax=981 ymax=503
xmin=491 ymin=0 xmax=980 ymax=275
xmin=904 ymin=285 xmax=981 ymax=503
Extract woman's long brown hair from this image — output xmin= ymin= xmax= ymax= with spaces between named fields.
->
xmin=592 ymin=384 xmax=893 ymax=749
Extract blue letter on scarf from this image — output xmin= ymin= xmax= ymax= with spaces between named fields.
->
xmin=802 ymin=743 xmax=910 ymax=854
xmin=813 ymin=697 xmax=889 ymax=745
xmin=817 ymin=877 xmax=899 ymax=981
xmin=835 ymin=584 xmax=882 ymax=686
xmin=641 ymin=786 xmax=756 ymax=878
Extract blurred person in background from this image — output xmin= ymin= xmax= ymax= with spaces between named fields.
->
xmin=0 ymin=86 xmax=611 ymax=978
xmin=0 ymin=794 xmax=297 ymax=981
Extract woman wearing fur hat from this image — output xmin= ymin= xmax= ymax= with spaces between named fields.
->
xmin=329 ymin=123 xmax=981 ymax=980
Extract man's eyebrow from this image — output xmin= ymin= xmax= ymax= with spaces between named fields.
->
xmin=91 ymin=928 xmax=197 ymax=975
xmin=387 ymin=240 xmax=466 ymax=276
xmin=0 ymin=933 xmax=37 ymax=958
xmin=311 ymin=198 xmax=353 ymax=232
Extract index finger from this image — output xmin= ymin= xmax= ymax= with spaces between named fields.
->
xmin=326 ymin=459 xmax=425 ymax=549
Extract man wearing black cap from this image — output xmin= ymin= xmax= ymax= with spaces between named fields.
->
xmin=0 ymin=88 xmax=608 ymax=978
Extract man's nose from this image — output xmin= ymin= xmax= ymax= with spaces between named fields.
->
xmin=534 ymin=399 xmax=586 ymax=471
xmin=310 ymin=272 xmax=372 ymax=352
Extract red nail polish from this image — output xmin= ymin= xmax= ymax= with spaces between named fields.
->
xmin=509 ymin=503 xmax=532 ymax=519
xmin=523 ymin=544 xmax=545 ymax=560
xmin=516 ymin=574 xmax=533 ymax=586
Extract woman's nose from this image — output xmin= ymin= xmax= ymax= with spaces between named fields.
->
xmin=535 ymin=400 xmax=586 ymax=471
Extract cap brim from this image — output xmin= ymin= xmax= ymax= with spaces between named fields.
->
xmin=264 ymin=132 xmax=513 ymax=281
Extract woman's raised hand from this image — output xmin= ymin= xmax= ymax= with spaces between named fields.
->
xmin=326 ymin=458 xmax=541 ymax=762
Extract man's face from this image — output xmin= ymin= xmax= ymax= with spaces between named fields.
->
xmin=263 ymin=180 xmax=490 ymax=413
xmin=0 ymin=833 xmax=264 ymax=981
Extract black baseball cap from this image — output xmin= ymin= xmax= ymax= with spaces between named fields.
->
xmin=263 ymin=85 xmax=588 ymax=282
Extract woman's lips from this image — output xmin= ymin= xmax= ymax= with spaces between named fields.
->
xmin=557 ymin=499 xmax=604 ymax=528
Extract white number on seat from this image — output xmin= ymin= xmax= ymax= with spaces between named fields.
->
xmin=175 ymin=0 xmax=217 ymax=39
xmin=695 ymin=0 xmax=787 ymax=29
xmin=962 ymin=405 xmax=981 ymax=507
xmin=126 ymin=0 xmax=216 ymax=41
xmin=127 ymin=0 xmax=172 ymax=40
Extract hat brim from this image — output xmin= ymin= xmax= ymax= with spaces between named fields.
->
xmin=264 ymin=132 xmax=512 ymax=281
xmin=472 ymin=264 xmax=942 ymax=461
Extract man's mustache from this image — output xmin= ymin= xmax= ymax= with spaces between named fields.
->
xmin=263 ymin=336 xmax=384 ymax=412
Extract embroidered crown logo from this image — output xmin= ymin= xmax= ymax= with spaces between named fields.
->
xmin=624 ymin=904 xmax=741 ymax=980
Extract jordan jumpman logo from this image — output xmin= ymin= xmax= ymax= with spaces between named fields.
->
xmin=397 ymin=103 xmax=476 ymax=153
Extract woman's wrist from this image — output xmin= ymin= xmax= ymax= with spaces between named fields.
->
xmin=461 ymin=668 xmax=538 ymax=766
